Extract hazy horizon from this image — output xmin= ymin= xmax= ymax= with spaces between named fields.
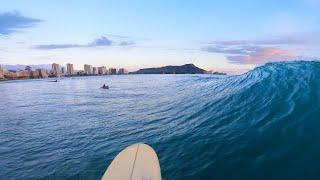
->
xmin=0 ymin=62 xmax=212 ymax=73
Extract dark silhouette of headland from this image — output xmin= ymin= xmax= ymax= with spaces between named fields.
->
xmin=130 ymin=64 xmax=214 ymax=74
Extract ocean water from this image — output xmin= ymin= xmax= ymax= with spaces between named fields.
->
xmin=1 ymin=61 xmax=320 ymax=179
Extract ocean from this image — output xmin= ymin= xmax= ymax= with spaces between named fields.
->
xmin=1 ymin=61 xmax=320 ymax=179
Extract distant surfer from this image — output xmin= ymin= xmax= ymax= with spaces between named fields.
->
xmin=102 ymin=84 xmax=109 ymax=89
xmin=50 ymin=80 xmax=58 ymax=82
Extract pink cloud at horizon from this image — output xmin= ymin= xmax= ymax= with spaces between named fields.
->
xmin=227 ymin=47 xmax=297 ymax=65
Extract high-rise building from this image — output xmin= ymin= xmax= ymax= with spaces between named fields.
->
xmin=118 ymin=68 xmax=128 ymax=74
xmin=61 ymin=67 xmax=66 ymax=75
xmin=84 ymin=64 xmax=93 ymax=75
xmin=26 ymin=69 xmax=48 ymax=79
xmin=38 ymin=69 xmax=49 ymax=78
xmin=93 ymin=67 xmax=98 ymax=75
xmin=30 ymin=70 xmax=40 ymax=79
xmin=66 ymin=63 xmax=74 ymax=75
xmin=52 ymin=63 xmax=61 ymax=77
xmin=109 ymin=68 xmax=117 ymax=75
xmin=0 ymin=65 xmax=5 ymax=80
xmin=98 ymin=66 xmax=107 ymax=75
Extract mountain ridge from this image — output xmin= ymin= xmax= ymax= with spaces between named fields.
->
xmin=130 ymin=64 xmax=207 ymax=74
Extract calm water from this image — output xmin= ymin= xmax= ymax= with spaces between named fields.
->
xmin=1 ymin=61 xmax=320 ymax=179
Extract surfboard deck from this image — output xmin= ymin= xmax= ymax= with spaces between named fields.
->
xmin=101 ymin=143 xmax=161 ymax=180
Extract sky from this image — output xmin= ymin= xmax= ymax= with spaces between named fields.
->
xmin=0 ymin=0 xmax=320 ymax=73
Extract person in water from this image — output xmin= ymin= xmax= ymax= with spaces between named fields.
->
xmin=102 ymin=84 xmax=109 ymax=89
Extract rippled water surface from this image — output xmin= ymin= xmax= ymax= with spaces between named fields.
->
xmin=1 ymin=61 xmax=320 ymax=179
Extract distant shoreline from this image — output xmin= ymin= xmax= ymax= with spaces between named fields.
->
xmin=0 ymin=74 xmax=127 ymax=81
xmin=0 ymin=73 xmax=229 ymax=82
xmin=0 ymin=63 xmax=227 ymax=82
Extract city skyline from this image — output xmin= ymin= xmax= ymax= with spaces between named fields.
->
xmin=1 ymin=0 xmax=320 ymax=73
xmin=0 ymin=62 xmax=129 ymax=80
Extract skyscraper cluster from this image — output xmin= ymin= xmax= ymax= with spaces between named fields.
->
xmin=0 ymin=65 xmax=49 ymax=80
xmin=51 ymin=63 xmax=127 ymax=77
xmin=0 ymin=63 xmax=128 ymax=80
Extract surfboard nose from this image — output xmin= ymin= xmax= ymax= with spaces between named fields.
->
xmin=102 ymin=143 xmax=162 ymax=180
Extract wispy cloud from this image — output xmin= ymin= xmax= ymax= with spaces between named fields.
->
xmin=104 ymin=33 xmax=151 ymax=41
xmin=33 ymin=36 xmax=135 ymax=50
xmin=202 ymin=45 xmax=255 ymax=55
xmin=203 ymin=32 xmax=320 ymax=64
xmin=34 ymin=44 xmax=82 ymax=49
xmin=0 ymin=11 xmax=42 ymax=35
xmin=119 ymin=41 xmax=135 ymax=46
xmin=227 ymin=47 xmax=297 ymax=64
xmin=203 ymin=45 xmax=297 ymax=64
xmin=89 ymin=36 xmax=112 ymax=46
xmin=34 ymin=36 xmax=135 ymax=50
xmin=104 ymin=34 xmax=132 ymax=39
xmin=208 ymin=32 xmax=320 ymax=46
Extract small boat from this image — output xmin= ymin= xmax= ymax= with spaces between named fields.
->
xmin=50 ymin=80 xmax=58 ymax=82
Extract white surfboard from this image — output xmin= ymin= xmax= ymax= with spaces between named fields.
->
xmin=101 ymin=143 xmax=162 ymax=180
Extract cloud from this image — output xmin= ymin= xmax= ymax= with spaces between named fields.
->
xmin=203 ymin=44 xmax=297 ymax=64
xmin=203 ymin=32 xmax=320 ymax=64
xmin=119 ymin=41 xmax=135 ymax=46
xmin=89 ymin=36 xmax=112 ymax=46
xmin=104 ymin=33 xmax=151 ymax=41
xmin=202 ymin=45 xmax=257 ymax=55
xmin=0 ymin=11 xmax=42 ymax=35
xmin=208 ymin=40 xmax=250 ymax=46
xmin=34 ymin=44 xmax=82 ymax=49
xmin=34 ymin=36 xmax=114 ymax=49
xmin=104 ymin=34 xmax=132 ymax=39
xmin=34 ymin=36 xmax=137 ymax=50
xmin=208 ymin=32 xmax=320 ymax=46
xmin=209 ymin=36 xmax=304 ymax=46
xmin=227 ymin=47 xmax=297 ymax=64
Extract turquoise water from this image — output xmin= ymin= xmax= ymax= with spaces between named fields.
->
xmin=1 ymin=61 xmax=320 ymax=179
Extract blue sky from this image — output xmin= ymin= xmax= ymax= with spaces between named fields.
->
xmin=0 ymin=0 xmax=319 ymax=73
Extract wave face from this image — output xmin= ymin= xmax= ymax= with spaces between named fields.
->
xmin=163 ymin=61 xmax=320 ymax=179
xmin=0 ymin=61 xmax=320 ymax=179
